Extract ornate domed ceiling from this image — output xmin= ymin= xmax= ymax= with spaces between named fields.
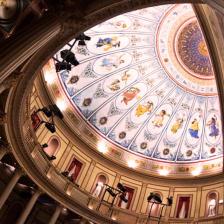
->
xmin=42 ymin=4 xmax=223 ymax=177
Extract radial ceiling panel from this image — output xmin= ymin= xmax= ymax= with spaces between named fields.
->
xmin=43 ymin=4 xmax=223 ymax=176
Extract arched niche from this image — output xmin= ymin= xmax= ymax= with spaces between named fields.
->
xmin=176 ymin=195 xmax=192 ymax=219
xmin=118 ymin=185 xmax=135 ymax=210
xmin=92 ymin=174 xmax=108 ymax=198
xmin=206 ymin=191 xmax=218 ymax=217
xmin=147 ymin=192 xmax=163 ymax=217
xmin=43 ymin=136 xmax=60 ymax=157
xmin=67 ymin=156 xmax=83 ymax=183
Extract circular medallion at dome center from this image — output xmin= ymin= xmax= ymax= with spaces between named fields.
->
xmin=176 ymin=20 xmax=213 ymax=80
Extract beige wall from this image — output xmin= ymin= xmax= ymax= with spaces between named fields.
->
xmin=30 ymin=82 xmax=224 ymax=222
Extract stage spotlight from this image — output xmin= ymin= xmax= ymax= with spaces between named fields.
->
xmin=55 ymin=61 xmax=71 ymax=72
xmin=120 ymin=193 xmax=128 ymax=203
xmin=41 ymin=143 xmax=48 ymax=148
xmin=167 ymin=196 xmax=173 ymax=206
xmin=60 ymin=50 xmax=79 ymax=66
xmin=76 ymin=33 xmax=91 ymax=41
xmin=78 ymin=40 xmax=86 ymax=46
xmin=36 ymin=107 xmax=52 ymax=117
xmin=147 ymin=192 xmax=162 ymax=204
xmin=153 ymin=194 xmax=162 ymax=204
xmin=44 ymin=122 xmax=56 ymax=133
xmin=147 ymin=192 xmax=154 ymax=202
xmin=48 ymin=155 xmax=56 ymax=161
xmin=49 ymin=104 xmax=64 ymax=119
xmin=117 ymin=183 xmax=126 ymax=192
xmin=106 ymin=188 xmax=116 ymax=197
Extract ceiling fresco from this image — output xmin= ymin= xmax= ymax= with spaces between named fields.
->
xmin=44 ymin=4 xmax=223 ymax=166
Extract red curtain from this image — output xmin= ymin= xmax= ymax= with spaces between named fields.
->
xmin=31 ymin=112 xmax=41 ymax=131
xmin=176 ymin=197 xmax=190 ymax=218
xmin=68 ymin=159 xmax=83 ymax=182
xmin=118 ymin=186 xmax=134 ymax=209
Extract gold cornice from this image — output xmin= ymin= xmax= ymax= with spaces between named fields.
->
xmin=36 ymin=73 xmax=224 ymax=185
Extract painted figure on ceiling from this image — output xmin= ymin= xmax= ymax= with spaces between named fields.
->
xmin=101 ymin=54 xmax=125 ymax=71
xmin=189 ymin=118 xmax=200 ymax=138
xmin=96 ymin=37 xmax=120 ymax=51
xmin=206 ymin=115 xmax=219 ymax=138
xmin=171 ymin=118 xmax=184 ymax=134
xmin=121 ymin=87 xmax=140 ymax=105
xmin=109 ymin=20 xmax=128 ymax=29
xmin=108 ymin=71 xmax=131 ymax=92
xmin=135 ymin=101 xmax=154 ymax=117
xmin=152 ymin=110 xmax=167 ymax=127
xmin=108 ymin=79 xmax=121 ymax=91
xmin=121 ymin=71 xmax=131 ymax=85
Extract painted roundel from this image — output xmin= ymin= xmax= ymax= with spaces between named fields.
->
xmin=43 ymin=4 xmax=223 ymax=168
xmin=176 ymin=20 xmax=212 ymax=79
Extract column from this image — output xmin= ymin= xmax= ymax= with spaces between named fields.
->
xmin=16 ymin=189 xmax=41 ymax=224
xmin=0 ymin=168 xmax=23 ymax=209
xmin=164 ymin=187 xmax=175 ymax=222
xmin=81 ymin=160 xmax=96 ymax=189
xmin=48 ymin=205 xmax=63 ymax=224
xmin=194 ymin=187 xmax=202 ymax=221
xmin=136 ymin=183 xmax=147 ymax=213
xmin=56 ymin=142 xmax=73 ymax=170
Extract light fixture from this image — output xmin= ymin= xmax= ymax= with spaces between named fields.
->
xmin=147 ymin=192 xmax=154 ymax=201
xmin=191 ymin=166 xmax=202 ymax=176
xmin=147 ymin=192 xmax=162 ymax=204
xmin=56 ymin=99 xmax=67 ymax=112
xmin=120 ymin=193 xmax=128 ymax=203
xmin=98 ymin=141 xmax=108 ymax=154
xmin=76 ymin=33 xmax=91 ymax=41
xmin=167 ymin=196 xmax=173 ymax=206
xmin=36 ymin=107 xmax=52 ymax=117
xmin=106 ymin=187 xmax=116 ymax=197
xmin=55 ymin=61 xmax=72 ymax=72
xmin=34 ymin=105 xmax=64 ymax=134
xmin=147 ymin=192 xmax=172 ymax=223
xmin=158 ymin=168 xmax=169 ymax=176
xmin=39 ymin=121 xmax=56 ymax=133
xmin=47 ymin=155 xmax=56 ymax=161
xmin=117 ymin=183 xmax=126 ymax=193
xmin=48 ymin=104 xmax=64 ymax=119
xmin=36 ymin=105 xmax=64 ymax=119
xmin=78 ymin=40 xmax=86 ymax=46
xmin=97 ymin=183 xmax=128 ymax=217
xmin=41 ymin=143 xmax=48 ymax=148
xmin=60 ymin=50 xmax=79 ymax=66
xmin=62 ymin=208 xmax=68 ymax=214
xmin=44 ymin=71 xmax=55 ymax=85
xmin=127 ymin=159 xmax=137 ymax=169
xmin=111 ymin=216 xmax=117 ymax=221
